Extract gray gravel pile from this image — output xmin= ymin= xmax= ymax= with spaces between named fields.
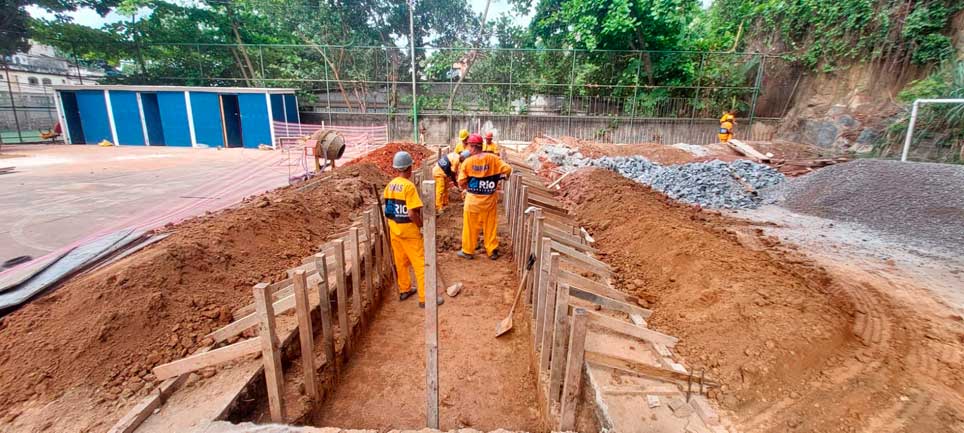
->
xmin=529 ymin=145 xmax=786 ymax=209
xmin=776 ymin=159 xmax=964 ymax=252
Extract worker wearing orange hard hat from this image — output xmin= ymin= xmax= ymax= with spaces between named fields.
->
xmin=457 ymin=133 xmax=512 ymax=260
xmin=719 ymin=111 xmax=736 ymax=143
xmin=383 ymin=151 xmax=442 ymax=307
xmin=454 ymin=129 xmax=470 ymax=153
xmin=482 ymin=131 xmax=500 ymax=154
xmin=432 ymin=149 xmax=471 ymax=214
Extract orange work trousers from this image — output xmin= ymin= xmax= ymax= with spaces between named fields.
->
xmin=434 ymin=174 xmax=450 ymax=211
xmin=390 ymin=234 xmax=426 ymax=303
xmin=461 ymin=205 xmax=499 ymax=256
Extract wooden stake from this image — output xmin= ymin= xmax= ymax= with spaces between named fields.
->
xmin=530 ymin=210 xmax=545 ymax=306
xmin=540 ymin=252 xmax=560 ymax=373
xmin=350 ymin=227 xmax=364 ymax=327
xmin=333 ymin=239 xmax=351 ymax=355
xmin=559 ymin=307 xmax=589 ymax=431
xmin=313 ymin=253 xmax=335 ymax=369
xmin=374 ymin=207 xmax=384 ymax=290
xmin=534 ymin=237 xmax=552 ymax=342
xmin=292 ymin=270 xmax=319 ymax=401
xmin=549 ymin=284 xmax=572 ymax=405
xmin=363 ymin=211 xmax=375 ymax=306
xmin=253 ymin=283 xmax=285 ymax=423
xmin=421 ymin=180 xmax=440 ymax=429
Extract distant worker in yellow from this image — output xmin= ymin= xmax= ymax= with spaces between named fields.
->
xmin=483 ymin=131 xmax=500 ymax=154
xmin=432 ymin=149 xmax=471 ymax=214
xmin=719 ymin=111 xmax=736 ymax=143
xmin=457 ymin=134 xmax=512 ymax=260
xmin=383 ymin=151 xmax=443 ymax=308
xmin=454 ymin=129 xmax=470 ymax=153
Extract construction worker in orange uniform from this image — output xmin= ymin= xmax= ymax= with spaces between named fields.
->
xmin=457 ymin=134 xmax=512 ymax=260
xmin=383 ymin=151 xmax=443 ymax=308
xmin=454 ymin=129 xmax=469 ymax=153
xmin=432 ymin=149 xmax=471 ymax=214
xmin=482 ymin=131 xmax=500 ymax=154
xmin=719 ymin=111 xmax=736 ymax=143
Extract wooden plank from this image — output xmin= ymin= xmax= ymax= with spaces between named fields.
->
xmin=585 ymin=309 xmax=678 ymax=347
xmin=544 ymin=225 xmax=597 ymax=253
xmin=551 ymin=240 xmax=611 ymax=272
xmin=152 ymin=338 xmax=259 ymax=381
xmin=727 ymin=138 xmax=770 ymax=162
xmin=548 ymin=284 xmax=572 ymax=405
xmin=363 ymin=211 xmax=375 ymax=308
xmin=584 ymin=350 xmax=719 ymax=388
xmin=349 ymin=227 xmax=364 ymax=327
xmin=106 ymin=373 xmax=187 ymax=433
xmin=253 ymin=283 xmax=285 ymax=423
xmin=313 ymin=253 xmax=336 ymax=369
xmin=569 ymin=285 xmax=652 ymax=319
xmin=373 ymin=209 xmax=383 ymax=290
xmin=559 ymin=308 xmax=589 ymax=431
xmin=422 ymin=180 xmax=440 ymax=429
xmin=292 ymin=270 xmax=319 ymax=400
xmin=534 ymin=236 xmax=551 ymax=341
xmin=528 ymin=193 xmax=567 ymax=212
xmin=530 ymin=211 xmax=545 ymax=320
xmin=558 ymin=270 xmax=633 ymax=303
xmin=539 ymin=252 xmax=560 ymax=374
xmin=333 ymin=239 xmax=351 ymax=355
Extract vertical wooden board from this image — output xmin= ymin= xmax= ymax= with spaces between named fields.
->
xmin=548 ymin=284 xmax=572 ymax=405
xmin=253 ymin=283 xmax=285 ymax=423
xmin=534 ymin=237 xmax=552 ymax=342
xmin=540 ymin=252 xmax=561 ymax=373
xmin=530 ymin=212 xmax=545 ymax=308
xmin=373 ymin=207 xmax=384 ymax=290
xmin=560 ymin=308 xmax=589 ymax=431
xmin=292 ymin=270 xmax=318 ymax=401
xmin=350 ymin=227 xmax=364 ymax=327
xmin=313 ymin=253 xmax=335 ymax=368
xmin=421 ymin=180 xmax=440 ymax=429
xmin=363 ymin=211 xmax=375 ymax=306
xmin=333 ymin=239 xmax=351 ymax=355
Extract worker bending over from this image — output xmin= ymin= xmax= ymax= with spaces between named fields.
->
xmin=383 ymin=151 xmax=443 ymax=308
xmin=455 ymin=129 xmax=469 ymax=153
xmin=457 ymin=134 xmax=512 ymax=260
xmin=432 ymin=149 xmax=471 ymax=214
xmin=719 ymin=111 xmax=736 ymax=143
xmin=483 ymin=132 xmax=500 ymax=154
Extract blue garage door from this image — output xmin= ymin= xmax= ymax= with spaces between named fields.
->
xmin=75 ymin=90 xmax=113 ymax=144
xmin=239 ymin=93 xmax=271 ymax=148
xmin=189 ymin=92 xmax=224 ymax=147
xmin=156 ymin=92 xmax=192 ymax=146
xmin=109 ymin=91 xmax=145 ymax=145
xmin=284 ymin=94 xmax=298 ymax=123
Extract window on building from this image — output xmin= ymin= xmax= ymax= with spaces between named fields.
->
xmin=42 ymin=78 xmax=52 ymax=85
xmin=28 ymin=77 xmax=39 ymax=85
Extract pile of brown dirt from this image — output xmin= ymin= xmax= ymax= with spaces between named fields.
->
xmin=345 ymin=142 xmax=431 ymax=175
xmin=0 ymin=164 xmax=388 ymax=426
xmin=557 ymin=168 xmax=964 ymax=433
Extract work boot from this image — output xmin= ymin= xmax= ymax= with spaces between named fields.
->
xmin=476 ymin=239 xmax=484 ymax=252
xmin=399 ymin=288 xmax=417 ymax=301
xmin=419 ymin=297 xmax=445 ymax=308
xmin=457 ymin=251 xmax=474 ymax=260
xmin=489 ymin=249 xmax=500 ymax=260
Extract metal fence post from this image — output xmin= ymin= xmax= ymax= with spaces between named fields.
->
xmin=323 ymin=46 xmax=333 ymax=125
xmin=2 ymin=60 xmax=23 ymax=144
xmin=567 ymin=51 xmax=577 ymax=137
xmin=747 ymin=53 xmax=766 ymax=137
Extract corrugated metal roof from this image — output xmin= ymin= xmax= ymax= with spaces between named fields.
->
xmin=52 ymin=85 xmax=297 ymax=94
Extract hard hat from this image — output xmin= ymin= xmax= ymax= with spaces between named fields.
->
xmin=459 ymin=150 xmax=471 ymax=160
xmin=485 ymin=131 xmax=493 ymax=139
xmin=392 ymin=151 xmax=413 ymax=169
xmin=467 ymin=133 xmax=484 ymax=145
xmin=459 ymin=129 xmax=469 ymax=141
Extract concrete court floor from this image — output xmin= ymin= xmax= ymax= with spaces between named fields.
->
xmin=0 ymin=144 xmax=296 ymax=268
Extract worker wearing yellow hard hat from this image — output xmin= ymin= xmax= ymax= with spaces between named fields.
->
xmin=432 ymin=149 xmax=471 ymax=214
xmin=482 ymin=131 xmax=500 ymax=154
xmin=383 ymin=151 xmax=442 ymax=307
xmin=719 ymin=111 xmax=736 ymax=143
xmin=457 ymin=133 xmax=512 ymax=260
xmin=454 ymin=129 xmax=469 ymax=153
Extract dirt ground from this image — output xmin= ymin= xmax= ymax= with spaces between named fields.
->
xmin=558 ymin=168 xmax=964 ymax=433
xmin=258 ymin=195 xmax=545 ymax=431
xmin=0 ymin=164 xmax=388 ymax=432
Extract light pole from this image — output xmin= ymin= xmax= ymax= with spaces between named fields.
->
xmin=408 ymin=0 xmax=418 ymax=144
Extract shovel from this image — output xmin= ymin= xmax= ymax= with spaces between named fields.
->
xmin=495 ymin=253 xmax=536 ymax=337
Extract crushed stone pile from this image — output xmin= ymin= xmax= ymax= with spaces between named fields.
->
xmin=530 ymin=144 xmax=785 ymax=209
xmin=775 ymin=159 xmax=964 ymax=252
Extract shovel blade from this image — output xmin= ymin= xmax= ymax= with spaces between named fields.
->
xmin=494 ymin=316 xmax=513 ymax=337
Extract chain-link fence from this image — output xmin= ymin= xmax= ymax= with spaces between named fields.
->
xmin=2 ymin=42 xmax=802 ymax=145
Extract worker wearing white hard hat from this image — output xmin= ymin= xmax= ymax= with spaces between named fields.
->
xmin=383 ymin=151 xmax=443 ymax=307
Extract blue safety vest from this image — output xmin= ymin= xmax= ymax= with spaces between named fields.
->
xmin=437 ymin=156 xmax=457 ymax=183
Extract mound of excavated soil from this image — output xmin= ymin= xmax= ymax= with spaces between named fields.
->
xmin=0 ymin=164 xmax=387 ymax=423
xmin=559 ymin=168 xmax=964 ymax=433
xmin=345 ymin=142 xmax=431 ymax=176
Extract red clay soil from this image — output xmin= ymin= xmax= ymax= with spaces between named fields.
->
xmin=558 ymin=168 xmax=964 ymax=433
xmin=345 ymin=142 xmax=431 ymax=176
xmin=0 ymin=164 xmax=388 ymax=431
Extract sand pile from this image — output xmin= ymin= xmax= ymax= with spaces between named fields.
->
xmin=346 ymin=142 xmax=431 ymax=175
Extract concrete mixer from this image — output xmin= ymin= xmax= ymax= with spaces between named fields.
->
xmin=308 ymin=129 xmax=346 ymax=172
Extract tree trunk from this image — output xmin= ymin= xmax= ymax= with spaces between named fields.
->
xmin=445 ymin=0 xmax=493 ymax=113
xmin=634 ymin=30 xmax=655 ymax=86
xmin=225 ymin=5 xmax=258 ymax=85
xmin=300 ymin=35 xmax=355 ymax=111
